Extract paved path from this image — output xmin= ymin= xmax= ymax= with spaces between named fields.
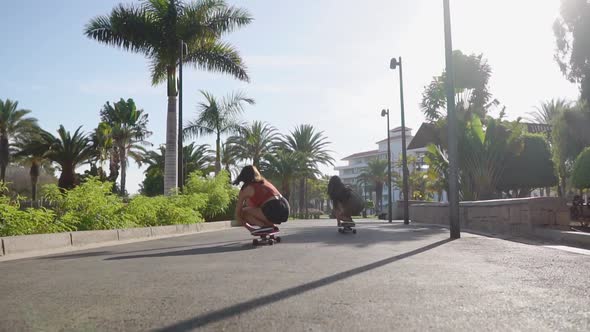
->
xmin=1 ymin=220 xmax=589 ymax=331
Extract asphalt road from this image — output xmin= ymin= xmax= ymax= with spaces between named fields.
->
xmin=1 ymin=220 xmax=589 ymax=332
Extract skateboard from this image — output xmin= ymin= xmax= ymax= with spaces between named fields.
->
xmin=338 ymin=221 xmax=357 ymax=234
xmin=245 ymin=223 xmax=281 ymax=246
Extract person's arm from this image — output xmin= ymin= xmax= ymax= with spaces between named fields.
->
xmin=234 ymin=186 xmax=252 ymax=226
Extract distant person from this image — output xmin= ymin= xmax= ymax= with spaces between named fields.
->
xmin=233 ymin=165 xmax=290 ymax=232
xmin=327 ymin=175 xmax=365 ymax=226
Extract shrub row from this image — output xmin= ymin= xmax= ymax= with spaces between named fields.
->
xmin=0 ymin=171 xmax=237 ymax=237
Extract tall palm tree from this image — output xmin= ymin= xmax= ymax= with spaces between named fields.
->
xmin=359 ymin=159 xmax=388 ymax=212
xmin=42 ymin=126 xmax=95 ymax=190
xmin=227 ymin=121 xmax=279 ymax=167
xmin=0 ymin=99 xmax=38 ymax=182
xmin=184 ymin=91 xmax=254 ymax=173
xmin=100 ymin=98 xmax=152 ymax=195
xmin=85 ymin=0 xmax=252 ymax=194
xmin=283 ymin=124 xmax=334 ymax=217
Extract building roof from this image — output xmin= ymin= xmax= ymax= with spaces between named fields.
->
xmin=341 ymin=149 xmax=379 ymax=161
xmin=407 ymin=121 xmax=553 ymax=150
xmin=407 ymin=122 xmax=439 ymax=150
xmin=375 ymin=126 xmax=413 ymax=144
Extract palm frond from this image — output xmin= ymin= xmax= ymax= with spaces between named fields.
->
xmin=84 ymin=4 xmax=158 ymax=56
xmin=185 ymin=39 xmax=249 ymax=82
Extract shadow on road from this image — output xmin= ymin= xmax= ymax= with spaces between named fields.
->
xmin=105 ymin=242 xmax=253 ymax=260
xmin=38 ymin=241 xmax=246 ymax=261
xmin=154 ymin=238 xmax=454 ymax=332
xmin=277 ymin=221 xmax=449 ymax=248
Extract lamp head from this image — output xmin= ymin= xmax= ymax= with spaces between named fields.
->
xmin=390 ymin=57 xmax=399 ymax=70
xmin=381 ymin=109 xmax=388 ymax=117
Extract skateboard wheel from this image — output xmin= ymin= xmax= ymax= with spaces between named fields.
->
xmin=353 ymin=229 xmax=357 ymax=234
xmin=276 ymin=236 xmax=281 ymax=243
xmin=268 ymin=240 xmax=274 ymax=246
xmin=338 ymin=228 xmax=343 ymax=233
xmin=253 ymin=239 xmax=258 ymax=245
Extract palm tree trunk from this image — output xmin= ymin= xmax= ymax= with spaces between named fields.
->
xmin=215 ymin=133 xmax=221 ymax=174
xmin=30 ymin=161 xmax=40 ymax=205
xmin=298 ymin=178 xmax=305 ymax=218
xmin=304 ymin=178 xmax=308 ymax=219
xmin=0 ymin=135 xmax=8 ymax=183
xmin=560 ymin=174 xmax=567 ymax=198
xmin=164 ymin=67 xmax=178 ymax=195
xmin=119 ymin=146 xmax=127 ymax=196
xmin=59 ymin=164 xmax=75 ymax=190
xmin=282 ymin=178 xmax=290 ymax=201
xmin=376 ymin=182 xmax=383 ymax=213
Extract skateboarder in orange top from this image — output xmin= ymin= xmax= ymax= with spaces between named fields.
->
xmin=233 ymin=165 xmax=290 ymax=232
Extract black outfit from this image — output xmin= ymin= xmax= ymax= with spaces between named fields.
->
xmin=262 ymin=197 xmax=290 ymax=224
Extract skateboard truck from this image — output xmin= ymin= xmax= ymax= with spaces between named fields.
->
xmin=338 ymin=221 xmax=357 ymax=234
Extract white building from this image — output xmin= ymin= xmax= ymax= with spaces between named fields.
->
xmin=334 ymin=126 xmax=432 ymax=209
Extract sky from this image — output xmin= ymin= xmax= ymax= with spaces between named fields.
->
xmin=0 ymin=0 xmax=579 ymax=193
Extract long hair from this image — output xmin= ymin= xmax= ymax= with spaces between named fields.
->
xmin=327 ymin=175 xmax=348 ymax=202
xmin=233 ymin=165 xmax=265 ymax=190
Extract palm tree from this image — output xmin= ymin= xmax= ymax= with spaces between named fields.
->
xmin=14 ymin=129 xmax=55 ymax=203
xmin=0 ymin=99 xmax=38 ymax=183
xmin=100 ymin=98 xmax=152 ymax=195
xmin=530 ymin=99 xmax=572 ymax=125
xmin=260 ymin=149 xmax=305 ymax=201
xmin=220 ymin=141 xmax=240 ymax=178
xmin=42 ymin=126 xmax=95 ymax=190
xmin=283 ymin=124 xmax=334 ymax=217
xmin=184 ymin=91 xmax=254 ymax=173
xmin=183 ymin=142 xmax=215 ymax=181
xmin=85 ymin=0 xmax=252 ymax=194
xmin=141 ymin=143 xmax=213 ymax=193
xmin=90 ymin=122 xmax=115 ymax=181
xmin=227 ymin=121 xmax=279 ymax=167
xmin=359 ymin=159 xmax=388 ymax=212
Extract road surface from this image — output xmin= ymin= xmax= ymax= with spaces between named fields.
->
xmin=1 ymin=220 xmax=589 ymax=331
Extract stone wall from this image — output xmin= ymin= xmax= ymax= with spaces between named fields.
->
xmin=410 ymin=197 xmax=570 ymax=235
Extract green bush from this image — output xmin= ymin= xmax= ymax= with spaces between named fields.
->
xmin=184 ymin=170 xmax=238 ymax=221
xmin=572 ymin=147 xmax=590 ymax=189
xmin=0 ymin=184 xmax=73 ymax=237
xmin=124 ymin=193 xmax=207 ymax=226
xmin=2 ymin=171 xmax=236 ymax=236
xmin=44 ymin=178 xmax=132 ymax=231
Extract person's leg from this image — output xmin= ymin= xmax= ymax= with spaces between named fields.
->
xmin=242 ymin=207 xmax=274 ymax=227
xmin=334 ymin=202 xmax=343 ymax=226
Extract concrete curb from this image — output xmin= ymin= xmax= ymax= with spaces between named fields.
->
xmin=0 ymin=221 xmax=233 ymax=261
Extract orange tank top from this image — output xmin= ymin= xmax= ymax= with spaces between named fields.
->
xmin=247 ymin=181 xmax=281 ymax=207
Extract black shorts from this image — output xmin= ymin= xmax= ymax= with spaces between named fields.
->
xmin=262 ymin=197 xmax=290 ymax=224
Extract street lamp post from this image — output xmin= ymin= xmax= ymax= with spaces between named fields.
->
xmin=381 ymin=109 xmax=393 ymax=224
xmin=443 ymin=0 xmax=461 ymax=239
xmin=390 ymin=57 xmax=410 ymax=225
xmin=178 ymin=40 xmax=186 ymax=190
